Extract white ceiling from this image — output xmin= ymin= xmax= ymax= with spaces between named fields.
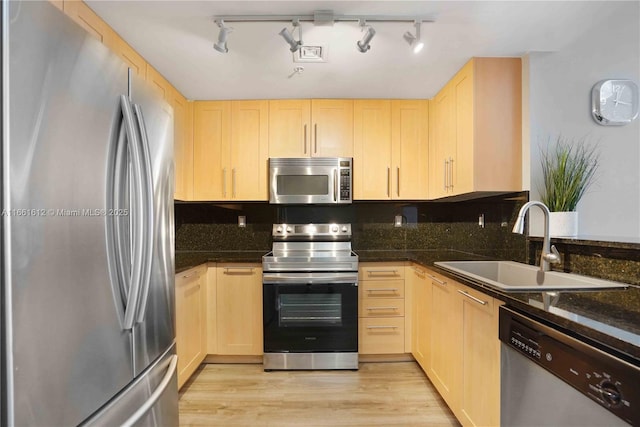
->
xmin=87 ymin=1 xmax=624 ymax=100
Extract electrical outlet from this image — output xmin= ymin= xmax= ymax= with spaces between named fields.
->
xmin=478 ymin=213 xmax=485 ymax=228
xmin=394 ymin=215 xmax=403 ymax=228
xmin=238 ymin=216 xmax=246 ymax=228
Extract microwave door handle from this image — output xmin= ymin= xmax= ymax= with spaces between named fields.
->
xmin=334 ymin=169 xmax=338 ymax=202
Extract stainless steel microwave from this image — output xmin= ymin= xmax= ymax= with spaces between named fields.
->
xmin=269 ymin=157 xmax=353 ymax=204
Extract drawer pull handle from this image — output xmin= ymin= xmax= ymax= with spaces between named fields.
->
xmin=427 ymin=274 xmax=446 ymax=286
xmin=367 ymin=269 xmax=398 ymax=275
xmin=181 ymin=272 xmax=199 ymax=279
xmin=366 ymin=288 xmax=399 ymax=292
xmin=457 ymin=289 xmax=488 ymax=305
xmin=413 ymin=267 xmax=425 ymax=275
xmin=366 ymin=325 xmax=398 ymax=330
xmin=224 ymin=266 xmax=255 ymax=273
xmin=366 ymin=307 xmax=398 ymax=311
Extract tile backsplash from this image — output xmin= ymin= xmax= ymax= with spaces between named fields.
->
xmin=175 ymin=191 xmax=529 ymax=261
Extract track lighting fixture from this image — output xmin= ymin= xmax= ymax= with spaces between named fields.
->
xmin=403 ymin=21 xmax=424 ymax=54
xmin=356 ymin=23 xmax=376 ymax=53
xmin=212 ymin=12 xmax=434 ymax=57
xmin=213 ymin=20 xmax=233 ymax=53
xmin=279 ymin=21 xmax=303 ymax=52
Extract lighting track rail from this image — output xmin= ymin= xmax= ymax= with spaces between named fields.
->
xmin=212 ymin=10 xmax=435 ymax=55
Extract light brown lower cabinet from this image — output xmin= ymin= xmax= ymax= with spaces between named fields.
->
xmin=175 ymin=265 xmax=207 ymax=389
xmin=411 ymin=264 xmax=502 ymax=427
xmin=215 ymin=263 xmax=263 ymax=355
xmin=358 ymin=262 xmax=410 ymax=355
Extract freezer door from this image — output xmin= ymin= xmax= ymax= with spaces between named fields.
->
xmin=81 ymin=343 xmax=179 ymax=427
xmin=129 ymin=74 xmax=176 ymax=375
xmin=4 ymin=2 xmax=134 ymax=426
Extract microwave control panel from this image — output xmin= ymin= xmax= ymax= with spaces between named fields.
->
xmin=339 ymin=161 xmax=352 ymax=201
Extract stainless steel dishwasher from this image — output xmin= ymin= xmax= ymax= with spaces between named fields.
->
xmin=499 ymin=306 xmax=639 ymax=426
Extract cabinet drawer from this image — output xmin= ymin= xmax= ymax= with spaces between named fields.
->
xmin=359 ymin=262 xmax=405 ymax=281
xmin=359 ymin=317 xmax=405 ymax=354
xmin=360 ymin=280 xmax=404 ymax=298
xmin=360 ymin=297 xmax=405 ymax=317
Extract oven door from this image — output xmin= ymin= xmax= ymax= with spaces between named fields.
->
xmin=263 ymin=273 xmax=358 ymax=353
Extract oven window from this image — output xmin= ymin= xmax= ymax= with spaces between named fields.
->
xmin=279 ymin=294 xmax=342 ymax=327
xmin=277 ymin=175 xmax=328 ymax=195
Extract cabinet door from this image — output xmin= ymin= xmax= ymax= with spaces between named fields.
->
xmin=429 ymin=87 xmax=454 ymax=198
xmin=452 ymin=61 xmax=474 ymax=195
xmin=230 ymin=100 xmax=269 ymax=200
xmin=193 ymin=101 xmax=231 ymax=200
xmin=110 ymin=34 xmax=147 ymax=79
xmin=353 ymin=100 xmax=392 ymax=200
xmin=268 ymin=99 xmax=311 ymax=157
xmin=391 ymin=100 xmax=429 ymax=199
xmin=63 ymin=0 xmax=113 ymax=45
xmin=311 ymin=99 xmax=353 ymax=157
xmin=428 ymin=270 xmax=460 ymax=409
xmin=216 ymin=264 xmax=263 ymax=355
xmin=145 ymin=65 xmax=172 ymax=101
xmin=408 ymin=265 xmax=430 ymax=370
xmin=175 ymin=266 xmax=206 ymax=389
xmin=457 ymin=284 xmax=501 ymax=427
xmin=170 ymin=90 xmax=193 ymax=200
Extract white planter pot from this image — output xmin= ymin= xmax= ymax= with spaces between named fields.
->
xmin=549 ymin=211 xmax=578 ymax=237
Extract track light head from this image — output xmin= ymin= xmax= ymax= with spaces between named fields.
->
xmin=214 ymin=20 xmax=233 ymax=53
xmin=279 ymin=21 xmax=303 ymax=52
xmin=403 ymin=22 xmax=424 ymax=54
xmin=357 ymin=26 xmax=376 ymax=53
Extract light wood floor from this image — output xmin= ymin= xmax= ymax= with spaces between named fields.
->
xmin=178 ymin=362 xmax=460 ymax=426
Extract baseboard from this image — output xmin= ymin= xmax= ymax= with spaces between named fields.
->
xmin=358 ymin=353 xmax=415 ymax=363
xmin=203 ymin=355 xmax=263 ymax=364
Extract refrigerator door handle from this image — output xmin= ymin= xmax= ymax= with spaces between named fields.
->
xmin=106 ymin=122 xmax=131 ymax=327
xmin=132 ymin=104 xmax=155 ymax=324
xmin=120 ymin=355 xmax=178 ymax=427
xmin=120 ymin=94 xmax=146 ymax=331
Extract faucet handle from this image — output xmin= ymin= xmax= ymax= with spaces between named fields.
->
xmin=544 ymin=245 xmax=562 ymax=264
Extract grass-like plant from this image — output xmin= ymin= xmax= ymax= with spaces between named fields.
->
xmin=539 ymin=136 xmax=600 ymax=212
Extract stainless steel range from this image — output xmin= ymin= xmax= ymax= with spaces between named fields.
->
xmin=262 ymin=223 xmax=359 ymax=370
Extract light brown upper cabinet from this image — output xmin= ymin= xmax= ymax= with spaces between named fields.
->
xmin=63 ymin=0 xmax=114 ymax=46
xmin=110 ymin=34 xmax=147 ymax=79
xmin=430 ymin=58 xmax=522 ymax=198
xmin=268 ymin=100 xmax=311 ymax=157
xmin=171 ymin=89 xmax=193 ymax=200
xmin=392 ymin=100 xmax=429 ymax=199
xmin=146 ymin=65 xmax=173 ymax=102
xmin=193 ymin=100 xmax=268 ymax=201
xmin=354 ymin=100 xmax=428 ymax=200
xmin=268 ymin=99 xmax=353 ymax=158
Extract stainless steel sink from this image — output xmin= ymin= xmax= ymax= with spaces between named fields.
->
xmin=434 ymin=261 xmax=629 ymax=292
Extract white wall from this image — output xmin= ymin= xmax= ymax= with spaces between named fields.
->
xmin=525 ymin=1 xmax=640 ymax=240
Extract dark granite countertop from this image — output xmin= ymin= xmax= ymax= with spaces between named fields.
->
xmin=175 ymin=250 xmax=266 ymax=273
xmin=175 ymin=248 xmax=639 ymax=364
xmin=358 ymin=250 xmax=640 ymax=363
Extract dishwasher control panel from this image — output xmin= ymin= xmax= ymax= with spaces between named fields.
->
xmin=499 ymin=307 xmax=639 ymax=426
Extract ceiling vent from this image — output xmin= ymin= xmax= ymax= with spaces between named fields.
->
xmin=293 ymin=45 xmax=328 ymax=63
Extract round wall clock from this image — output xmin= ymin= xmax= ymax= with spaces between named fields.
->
xmin=591 ymin=79 xmax=639 ymax=126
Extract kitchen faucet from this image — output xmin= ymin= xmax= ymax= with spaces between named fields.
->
xmin=512 ymin=201 xmax=561 ymax=272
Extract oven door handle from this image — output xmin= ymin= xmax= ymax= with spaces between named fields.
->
xmin=263 ymin=273 xmax=358 ymax=285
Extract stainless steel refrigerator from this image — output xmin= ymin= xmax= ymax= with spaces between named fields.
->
xmin=1 ymin=1 xmax=178 ymax=426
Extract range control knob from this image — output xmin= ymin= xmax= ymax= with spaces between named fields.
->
xmin=286 ymin=227 xmax=292 ymax=233
xmin=332 ymin=225 xmax=339 ymax=233
xmin=276 ymin=226 xmax=283 ymax=233
xmin=600 ymin=381 xmax=622 ymax=406
xmin=341 ymin=226 xmax=348 ymax=232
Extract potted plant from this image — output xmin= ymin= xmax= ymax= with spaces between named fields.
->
xmin=539 ymin=136 xmax=599 ymax=237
